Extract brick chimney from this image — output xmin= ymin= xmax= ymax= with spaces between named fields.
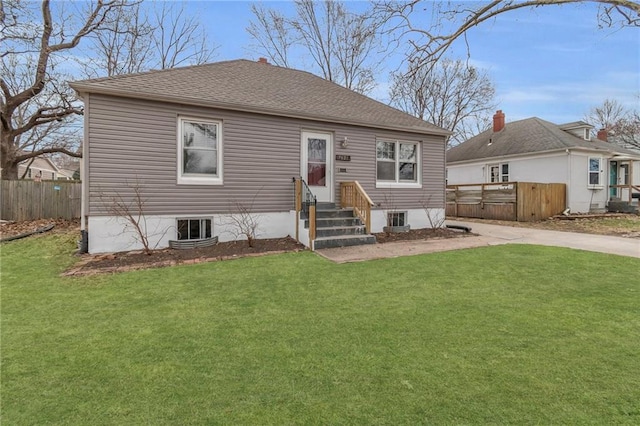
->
xmin=257 ymin=57 xmax=269 ymax=64
xmin=493 ymin=110 xmax=505 ymax=132
xmin=596 ymin=128 xmax=608 ymax=142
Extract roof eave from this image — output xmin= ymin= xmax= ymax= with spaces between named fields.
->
xmin=447 ymin=145 xmax=640 ymax=165
xmin=70 ymin=83 xmax=452 ymax=138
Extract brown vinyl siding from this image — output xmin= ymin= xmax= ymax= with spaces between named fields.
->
xmin=87 ymin=94 xmax=445 ymax=216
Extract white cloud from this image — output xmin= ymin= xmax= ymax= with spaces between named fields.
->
xmin=467 ymin=58 xmax=499 ymax=71
xmin=499 ymin=90 xmax=557 ymax=103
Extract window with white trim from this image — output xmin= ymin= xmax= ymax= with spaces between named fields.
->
xmin=488 ymin=163 xmax=509 ymax=183
xmin=387 ymin=211 xmax=407 ymax=227
xmin=177 ymin=218 xmax=212 ymax=240
xmin=178 ymin=117 xmax=222 ymax=185
xmin=588 ymin=157 xmax=602 ymax=187
xmin=376 ymin=140 xmax=419 ymax=185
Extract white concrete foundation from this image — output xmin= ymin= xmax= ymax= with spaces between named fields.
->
xmin=88 ymin=211 xmax=296 ymax=254
xmin=370 ymin=208 xmax=446 ymax=232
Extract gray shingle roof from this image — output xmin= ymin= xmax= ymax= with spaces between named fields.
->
xmin=447 ymin=117 xmax=640 ymax=163
xmin=70 ymin=59 xmax=449 ymax=136
xmin=558 ymin=121 xmax=592 ymax=130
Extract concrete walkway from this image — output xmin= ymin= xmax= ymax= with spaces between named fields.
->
xmin=316 ymin=220 xmax=640 ymax=263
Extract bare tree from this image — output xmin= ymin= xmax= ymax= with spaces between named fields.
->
xmin=586 ymin=98 xmax=640 ymax=149
xmin=80 ymin=2 xmax=154 ymax=78
xmin=586 ymin=98 xmax=629 ymax=130
xmin=1 ymin=0 xmax=127 ymax=180
xmin=247 ymin=4 xmax=294 ymax=68
xmin=153 ymin=2 xmax=216 ymax=70
xmin=248 ymin=0 xmax=385 ymax=94
xmin=82 ymin=1 xmax=217 ymax=78
xmin=375 ymin=1 xmax=640 ymax=69
xmin=390 ymin=58 xmax=496 ymax=145
xmin=2 ymin=0 xmax=217 ymax=180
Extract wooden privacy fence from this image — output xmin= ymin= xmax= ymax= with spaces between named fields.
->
xmin=1 ymin=180 xmax=81 ymax=221
xmin=446 ymin=182 xmax=566 ymax=222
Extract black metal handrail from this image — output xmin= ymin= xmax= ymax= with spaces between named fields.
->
xmin=293 ymin=176 xmax=316 ymax=215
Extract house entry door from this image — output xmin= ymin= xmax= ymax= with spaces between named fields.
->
xmin=301 ymin=131 xmax=333 ymax=202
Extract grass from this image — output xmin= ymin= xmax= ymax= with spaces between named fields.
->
xmin=2 ymin=232 xmax=639 ymax=424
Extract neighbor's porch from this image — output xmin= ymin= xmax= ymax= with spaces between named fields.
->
xmin=608 ymin=158 xmax=640 ymax=212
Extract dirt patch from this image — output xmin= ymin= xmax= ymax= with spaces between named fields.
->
xmin=451 ymin=214 xmax=640 ymax=238
xmin=374 ymin=227 xmax=472 ymax=243
xmin=0 ymin=219 xmax=80 ymax=240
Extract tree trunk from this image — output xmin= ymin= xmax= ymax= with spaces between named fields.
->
xmin=1 ymin=161 xmax=19 ymax=180
xmin=0 ymin=133 xmax=19 ymax=180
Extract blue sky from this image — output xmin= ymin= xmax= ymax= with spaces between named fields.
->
xmin=186 ymin=1 xmax=639 ymax=126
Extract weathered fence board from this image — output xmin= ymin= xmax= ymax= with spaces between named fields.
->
xmin=446 ymin=182 xmax=566 ymax=222
xmin=517 ymin=182 xmax=566 ymax=222
xmin=1 ymin=180 xmax=81 ymax=221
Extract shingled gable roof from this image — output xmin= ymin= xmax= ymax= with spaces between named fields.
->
xmin=558 ymin=120 xmax=592 ymax=130
xmin=447 ymin=116 xmax=640 ymax=164
xmin=70 ymin=59 xmax=449 ymax=136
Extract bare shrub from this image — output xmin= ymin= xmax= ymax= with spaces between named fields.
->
xmin=218 ymin=193 xmax=263 ymax=247
xmin=99 ymin=179 xmax=169 ymax=254
xmin=421 ymin=193 xmax=445 ymax=229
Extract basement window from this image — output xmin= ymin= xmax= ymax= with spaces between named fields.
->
xmin=177 ymin=218 xmax=212 ymax=240
xmin=387 ymin=211 xmax=407 ymax=227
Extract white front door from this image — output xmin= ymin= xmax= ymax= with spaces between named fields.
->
xmin=301 ymin=131 xmax=333 ymax=202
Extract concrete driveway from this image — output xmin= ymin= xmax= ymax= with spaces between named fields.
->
xmin=316 ymin=220 xmax=640 ymax=263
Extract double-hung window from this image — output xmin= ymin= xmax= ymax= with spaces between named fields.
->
xmin=488 ymin=163 xmax=509 ymax=183
xmin=588 ymin=157 xmax=602 ymax=187
xmin=178 ymin=117 xmax=222 ymax=185
xmin=376 ymin=140 xmax=420 ymax=187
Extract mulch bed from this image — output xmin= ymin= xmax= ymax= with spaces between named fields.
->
xmin=65 ymin=237 xmax=306 ymax=276
xmin=373 ymin=227 xmax=468 ymax=243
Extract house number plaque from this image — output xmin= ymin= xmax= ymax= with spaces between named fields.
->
xmin=336 ymin=155 xmax=351 ymax=161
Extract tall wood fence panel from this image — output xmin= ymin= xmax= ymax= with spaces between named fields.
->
xmin=1 ymin=180 xmax=81 ymax=221
xmin=446 ymin=182 xmax=566 ymax=222
xmin=516 ymin=183 xmax=566 ymax=222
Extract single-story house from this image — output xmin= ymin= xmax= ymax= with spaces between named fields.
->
xmin=17 ymin=156 xmax=60 ymax=180
xmin=446 ymin=111 xmax=640 ymax=213
xmin=70 ymin=59 xmax=450 ymax=254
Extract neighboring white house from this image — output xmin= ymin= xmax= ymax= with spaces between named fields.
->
xmin=446 ymin=111 xmax=640 ymax=213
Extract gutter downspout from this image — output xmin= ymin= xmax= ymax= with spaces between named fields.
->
xmin=79 ymin=93 xmax=89 ymax=253
xmin=566 ymin=149 xmax=571 ymax=211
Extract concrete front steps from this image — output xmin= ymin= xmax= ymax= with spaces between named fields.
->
xmin=304 ymin=202 xmax=376 ymax=249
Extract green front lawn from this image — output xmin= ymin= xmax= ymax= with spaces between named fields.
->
xmin=2 ymin=233 xmax=639 ymax=424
